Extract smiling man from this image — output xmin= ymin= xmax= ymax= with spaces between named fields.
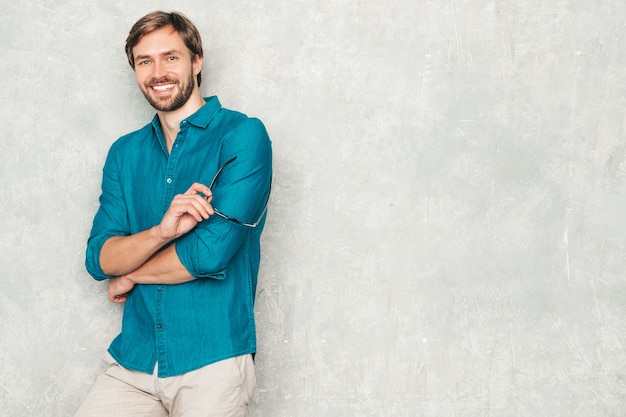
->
xmin=74 ymin=11 xmax=272 ymax=417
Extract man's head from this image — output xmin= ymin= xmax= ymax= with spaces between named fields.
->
xmin=126 ymin=11 xmax=204 ymax=112
xmin=126 ymin=11 xmax=203 ymax=86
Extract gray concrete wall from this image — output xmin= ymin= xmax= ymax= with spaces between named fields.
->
xmin=1 ymin=1 xmax=625 ymax=416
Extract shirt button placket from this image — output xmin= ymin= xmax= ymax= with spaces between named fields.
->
xmin=157 ymin=122 xmax=186 ymax=376
xmin=163 ymin=122 xmax=186 ymax=207
xmin=155 ymin=285 xmax=167 ymax=376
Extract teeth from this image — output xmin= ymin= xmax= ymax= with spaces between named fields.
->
xmin=152 ymin=84 xmax=175 ymax=91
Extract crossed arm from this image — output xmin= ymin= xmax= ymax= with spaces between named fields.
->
xmin=102 ymin=183 xmax=214 ymax=303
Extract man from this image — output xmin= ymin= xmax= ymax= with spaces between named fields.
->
xmin=75 ymin=11 xmax=272 ymax=417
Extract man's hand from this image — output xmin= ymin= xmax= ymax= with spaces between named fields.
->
xmin=108 ymin=275 xmax=136 ymax=303
xmin=157 ymin=183 xmax=214 ymax=240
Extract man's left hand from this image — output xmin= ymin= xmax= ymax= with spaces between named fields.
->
xmin=108 ymin=275 xmax=135 ymax=303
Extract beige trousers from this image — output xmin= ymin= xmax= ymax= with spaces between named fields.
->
xmin=74 ymin=352 xmax=256 ymax=417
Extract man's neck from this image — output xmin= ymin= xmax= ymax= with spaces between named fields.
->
xmin=157 ymin=92 xmax=205 ymax=152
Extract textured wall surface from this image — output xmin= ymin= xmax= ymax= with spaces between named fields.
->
xmin=1 ymin=1 xmax=625 ymax=416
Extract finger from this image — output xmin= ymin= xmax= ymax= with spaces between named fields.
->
xmin=184 ymin=182 xmax=211 ymax=196
xmin=109 ymin=289 xmax=119 ymax=302
xmin=178 ymin=200 xmax=209 ymax=222
xmin=112 ymin=294 xmax=128 ymax=303
xmin=172 ymin=195 xmax=215 ymax=219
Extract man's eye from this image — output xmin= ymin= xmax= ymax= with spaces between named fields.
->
xmin=168 ymin=56 xmax=177 ymax=61
xmin=138 ymin=60 xmax=150 ymax=66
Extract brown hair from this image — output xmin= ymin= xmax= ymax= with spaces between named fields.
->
xmin=125 ymin=11 xmax=204 ymax=86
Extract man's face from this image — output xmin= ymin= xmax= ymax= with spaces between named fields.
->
xmin=132 ymin=26 xmax=202 ymax=112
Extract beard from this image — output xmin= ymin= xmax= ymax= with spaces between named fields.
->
xmin=141 ymin=70 xmax=196 ymax=112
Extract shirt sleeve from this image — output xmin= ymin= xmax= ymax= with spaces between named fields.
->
xmin=175 ymin=117 xmax=273 ymax=278
xmin=85 ymin=142 xmax=130 ymax=281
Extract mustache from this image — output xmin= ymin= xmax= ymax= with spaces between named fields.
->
xmin=146 ymin=77 xmax=177 ymax=86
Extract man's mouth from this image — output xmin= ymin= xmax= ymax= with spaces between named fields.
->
xmin=151 ymin=83 xmax=176 ymax=92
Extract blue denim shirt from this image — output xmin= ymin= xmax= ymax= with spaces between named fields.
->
xmin=85 ymin=96 xmax=272 ymax=377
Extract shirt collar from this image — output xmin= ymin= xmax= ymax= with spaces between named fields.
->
xmin=186 ymin=96 xmax=222 ymax=128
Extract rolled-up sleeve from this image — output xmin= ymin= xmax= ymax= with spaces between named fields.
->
xmin=85 ymin=143 xmax=130 ymax=281
xmin=175 ymin=117 xmax=272 ymax=278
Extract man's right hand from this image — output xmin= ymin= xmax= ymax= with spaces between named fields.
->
xmin=156 ymin=182 xmax=215 ymax=240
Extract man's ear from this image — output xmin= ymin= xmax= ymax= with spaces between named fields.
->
xmin=193 ymin=54 xmax=203 ymax=76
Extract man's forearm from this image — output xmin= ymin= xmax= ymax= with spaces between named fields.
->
xmin=107 ymin=244 xmax=195 ymax=302
xmin=100 ymin=226 xmax=171 ymax=277
xmin=124 ymin=244 xmax=196 ymax=285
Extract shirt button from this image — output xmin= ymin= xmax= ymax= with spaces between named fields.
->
xmin=158 ymin=286 xmax=163 ymax=292
xmin=166 ymin=178 xmax=172 ymax=184
xmin=157 ymin=323 xmax=163 ymax=329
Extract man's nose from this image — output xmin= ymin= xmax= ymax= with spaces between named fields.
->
xmin=151 ymin=61 xmax=166 ymax=79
